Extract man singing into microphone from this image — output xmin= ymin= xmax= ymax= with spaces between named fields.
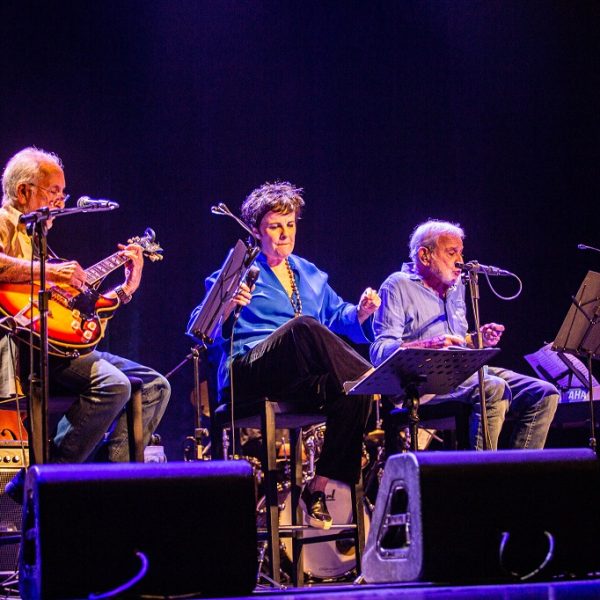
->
xmin=371 ymin=219 xmax=558 ymax=450
xmin=0 ymin=147 xmax=170 ymax=499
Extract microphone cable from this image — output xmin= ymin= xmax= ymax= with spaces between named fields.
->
xmin=482 ymin=271 xmax=523 ymax=301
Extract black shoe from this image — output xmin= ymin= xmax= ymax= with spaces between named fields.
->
xmin=5 ymin=467 xmax=26 ymax=505
xmin=301 ymin=487 xmax=333 ymax=530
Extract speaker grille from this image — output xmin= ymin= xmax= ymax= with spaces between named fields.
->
xmin=0 ymin=444 xmax=28 ymax=575
xmin=1 ymin=470 xmax=22 ymax=574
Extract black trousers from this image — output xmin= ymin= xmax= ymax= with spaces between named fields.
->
xmin=232 ymin=316 xmax=372 ymax=485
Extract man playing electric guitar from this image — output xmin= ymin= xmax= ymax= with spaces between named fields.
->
xmin=0 ymin=147 xmax=171 ymax=500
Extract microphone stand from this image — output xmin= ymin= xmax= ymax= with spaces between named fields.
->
xmin=165 ymin=343 xmax=210 ymax=460
xmin=464 ymin=270 xmax=491 ymax=450
xmin=19 ymin=203 xmax=117 ymax=465
xmin=567 ymin=297 xmax=599 ymax=452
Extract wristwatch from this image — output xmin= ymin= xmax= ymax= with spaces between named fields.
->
xmin=114 ymin=285 xmax=132 ymax=305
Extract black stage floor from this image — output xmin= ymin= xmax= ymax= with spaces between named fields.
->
xmin=253 ymin=578 xmax=600 ymax=600
xmin=2 ymin=563 xmax=600 ymax=599
xmin=3 ymin=578 xmax=600 ymax=600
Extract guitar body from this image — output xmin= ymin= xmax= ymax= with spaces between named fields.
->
xmin=0 ymin=408 xmax=28 ymax=441
xmin=0 ymin=282 xmax=119 ymax=355
xmin=0 ymin=228 xmax=162 ymax=356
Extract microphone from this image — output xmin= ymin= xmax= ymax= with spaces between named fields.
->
xmin=210 ymin=203 xmax=228 ymax=215
xmin=577 ymin=243 xmax=600 ymax=254
xmin=455 ymin=261 xmax=513 ymax=277
xmin=234 ymin=266 xmax=260 ymax=316
xmin=210 ymin=202 xmax=258 ymax=243
xmin=77 ymin=196 xmax=120 ymax=210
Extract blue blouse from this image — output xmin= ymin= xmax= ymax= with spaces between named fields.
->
xmin=188 ymin=252 xmax=372 ymax=395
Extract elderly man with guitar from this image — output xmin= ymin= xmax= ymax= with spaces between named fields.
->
xmin=0 ymin=147 xmax=170 ymax=499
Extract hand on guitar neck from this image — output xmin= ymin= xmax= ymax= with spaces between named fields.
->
xmin=115 ymin=242 xmax=145 ymax=297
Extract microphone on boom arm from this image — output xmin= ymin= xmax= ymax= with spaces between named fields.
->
xmin=455 ymin=261 xmax=513 ymax=277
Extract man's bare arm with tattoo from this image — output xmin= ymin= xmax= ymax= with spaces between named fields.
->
xmin=0 ymin=251 xmax=86 ymax=288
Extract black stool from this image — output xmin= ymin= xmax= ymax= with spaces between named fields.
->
xmin=213 ymin=398 xmax=366 ymax=586
xmin=47 ymin=375 xmax=146 ymax=463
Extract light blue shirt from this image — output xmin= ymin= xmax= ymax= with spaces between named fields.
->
xmin=188 ymin=252 xmax=372 ymax=396
xmin=370 ymin=262 xmax=468 ymax=366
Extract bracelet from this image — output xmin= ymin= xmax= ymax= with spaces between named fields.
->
xmin=114 ymin=285 xmax=132 ymax=305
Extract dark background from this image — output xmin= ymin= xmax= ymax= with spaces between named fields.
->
xmin=1 ymin=1 xmax=598 ymax=458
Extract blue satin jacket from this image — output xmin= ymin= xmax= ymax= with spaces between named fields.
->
xmin=188 ymin=252 xmax=372 ymax=397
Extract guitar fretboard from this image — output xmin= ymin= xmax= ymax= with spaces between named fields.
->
xmin=85 ymin=253 xmax=128 ymax=285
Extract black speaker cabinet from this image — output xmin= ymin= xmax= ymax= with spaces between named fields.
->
xmin=19 ymin=461 xmax=257 ymax=599
xmin=362 ymin=449 xmax=600 ymax=584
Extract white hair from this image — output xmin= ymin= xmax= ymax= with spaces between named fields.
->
xmin=2 ymin=147 xmax=63 ymax=207
xmin=409 ymin=219 xmax=465 ymax=261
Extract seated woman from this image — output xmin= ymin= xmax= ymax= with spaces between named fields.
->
xmin=188 ymin=181 xmax=379 ymax=528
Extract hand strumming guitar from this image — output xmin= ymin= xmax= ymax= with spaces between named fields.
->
xmin=47 ymin=260 xmax=87 ymax=289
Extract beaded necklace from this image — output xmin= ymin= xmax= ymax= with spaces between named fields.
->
xmin=285 ymin=258 xmax=302 ymax=317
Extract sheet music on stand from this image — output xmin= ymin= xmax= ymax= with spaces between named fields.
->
xmin=187 ymin=239 xmax=257 ymax=344
xmin=345 ymin=346 xmax=500 ymax=397
xmin=525 ymin=342 xmax=599 ymax=391
xmin=551 ymin=270 xmax=600 ymax=450
xmin=552 ymin=270 xmax=600 ymax=360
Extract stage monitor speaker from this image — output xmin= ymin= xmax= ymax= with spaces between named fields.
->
xmin=362 ymin=449 xmax=600 ymax=584
xmin=19 ymin=460 xmax=257 ymax=599
xmin=0 ymin=443 xmax=28 ymax=575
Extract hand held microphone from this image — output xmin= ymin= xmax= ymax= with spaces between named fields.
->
xmin=234 ymin=266 xmax=260 ymax=316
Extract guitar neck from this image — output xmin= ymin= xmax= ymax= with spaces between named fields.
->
xmin=85 ymin=252 xmax=127 ymax=286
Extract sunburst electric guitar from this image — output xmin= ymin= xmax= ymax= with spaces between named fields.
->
xmin=0 ymin=228 xmax=163 ymax=356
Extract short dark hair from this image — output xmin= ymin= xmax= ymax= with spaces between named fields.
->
xmin=241 ymin=181 xmax=305 ymax=230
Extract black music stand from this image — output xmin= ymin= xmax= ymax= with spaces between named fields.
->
xmin=187 ymin=240 xmax=259 ymax=345
xmin=345 ymin=346 xmax=500 ymax=451
xmin=166 ymin=239 xmax=258 ymax=458
xmin=552 ymin=270 xmax=600 ymax=451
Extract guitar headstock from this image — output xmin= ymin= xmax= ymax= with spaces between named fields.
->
xmin=127 ymin=228 xmax=164 ymax=262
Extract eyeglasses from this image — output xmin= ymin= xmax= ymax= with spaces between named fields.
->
xmin=28 ymin=183 xmax=70 ymax=207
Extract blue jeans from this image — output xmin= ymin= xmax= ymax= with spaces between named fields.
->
xmin=430 ymin=366 xmax=559 ymax=450
xmin=50 ymin=350 xmax=171 ymax=462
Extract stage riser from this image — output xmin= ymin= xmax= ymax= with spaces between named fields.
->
xmin=363 ymin=449 xmax=600 ymax=584
xmin=19 ymin=461 xmax=257 ymax=599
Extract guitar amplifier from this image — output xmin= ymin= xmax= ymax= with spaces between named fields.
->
xmin=0 ymin=442 xmax=28 ymax=575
